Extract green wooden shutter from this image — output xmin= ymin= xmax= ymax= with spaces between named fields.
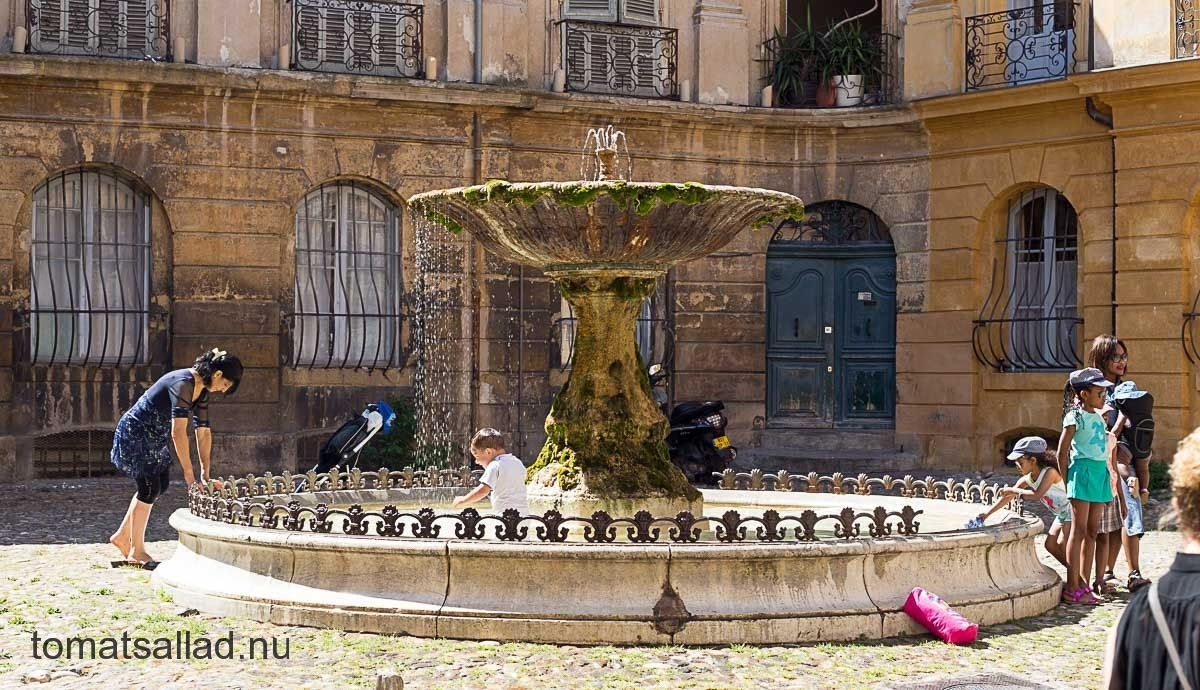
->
xmin=563 ymin=0 xmax=617 ymax=22
xmin=620 ymin=0 xmax=658 ymax=24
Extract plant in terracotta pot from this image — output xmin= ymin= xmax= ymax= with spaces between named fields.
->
xmin=760 ymin=13 xmax=831 ymax=107
xmin=825 ymin=20 xmax=882 ymax=107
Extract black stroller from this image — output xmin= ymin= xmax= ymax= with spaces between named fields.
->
xmin=296 ymin=401 xmax=396 ymax=490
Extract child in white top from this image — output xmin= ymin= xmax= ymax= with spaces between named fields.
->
xmin=975 ymin=436 xmax=1070 ymax=567
xmin=452 ymin=428 xmax=530 ymax=515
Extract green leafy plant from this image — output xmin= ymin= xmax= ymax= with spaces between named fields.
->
xmin=759 ymin=12 xmax=829 ymax=106
xmin=825 ymin=20 xmax=882 ymax=80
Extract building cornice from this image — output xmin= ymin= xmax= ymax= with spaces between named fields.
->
xmin=0 ymin=54 xmax=922 ymax=133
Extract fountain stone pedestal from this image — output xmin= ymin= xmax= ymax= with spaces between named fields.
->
xmin=410 ymin=180 xmax=803 ymax=514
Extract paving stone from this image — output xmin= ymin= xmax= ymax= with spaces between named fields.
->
xmin=0 ymin=477 xmax=1183 ymax=689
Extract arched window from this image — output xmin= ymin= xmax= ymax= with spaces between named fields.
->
xmin=30 ymin=169 xmax=151 ymax=365
xmin=293 ymin=181 xmax=402 ymax=370
xmin=974 ymin=187 xmax=1081 ymax=371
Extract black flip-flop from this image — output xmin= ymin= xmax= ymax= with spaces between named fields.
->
xmin=111 ymin=560 xmax=159 ymax=571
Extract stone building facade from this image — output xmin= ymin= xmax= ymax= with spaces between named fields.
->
xmin=0 ymin=0 xmax=1197 ymax=481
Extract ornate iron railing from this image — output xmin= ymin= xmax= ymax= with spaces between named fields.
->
xmin=559 ymin=19 xmax=677 ymax=99
xmin=770 ymin=201 xmax=893 ymax=245
xmin=27 ymin=0 xmax=171 ymax=61
xmin=185 ymin=469 xmax=1038 ymax=544
xmin=291 ymin=0 xmax=423 ymax=77
xmin=973 ymin=188 xmax=1082 ymax=371
xmin=1179 ymin=1 xmax=1199 ymax=58
xmin=966 ymin=3 xmax=1077 ymax=91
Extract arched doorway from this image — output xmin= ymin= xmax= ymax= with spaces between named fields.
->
xmin=766 ymin=201 xmax=896 ymax=428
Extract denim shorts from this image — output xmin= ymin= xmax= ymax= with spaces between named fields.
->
xmin=1118 ymin=472 xmax=1145 ymax=537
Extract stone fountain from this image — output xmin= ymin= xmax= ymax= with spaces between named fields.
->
xmin=152 ymin=129 xmax=1062 ymax=645
xmin=408 ymin=127 xmax=803 ymax=514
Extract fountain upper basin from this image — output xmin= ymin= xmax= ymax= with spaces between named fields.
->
xmin=409 ymin=181 xmax=804 ymax=276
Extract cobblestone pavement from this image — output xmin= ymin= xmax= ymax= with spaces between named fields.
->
xmin=0 ymin=478 xmax=1182 ymax=690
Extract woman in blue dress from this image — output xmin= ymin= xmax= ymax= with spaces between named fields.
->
xmin=109 ymin=347 xmax=243 ymax=568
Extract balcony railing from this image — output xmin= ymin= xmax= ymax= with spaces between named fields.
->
xmin=966 ymin=3 xmax=1077 ymax=91
xmin=292 ymin=0 xmax=423 ymax=78
xmin=559 ymin=19 xmax=678 ymax=99
xmin=1178 ymin=1 xmax=1199 ymax=58
xmin=27 ymin=0 xmax=171 ymax=61
xmin=764 ymin=32 xmax=899 ymax=109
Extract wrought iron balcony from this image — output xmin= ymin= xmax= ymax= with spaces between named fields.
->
xmin=26 ymin=0 xmax=171 ymax=61
xmin=1178 ymin=1 xmax=1199 ymax=58
xmin=559 ymin=19 xmax=678 ymax=99
xmin=966 ymin=3 xmax=1077 ymax=92
xmin=291 ymin=0 xmax=423 ymax=78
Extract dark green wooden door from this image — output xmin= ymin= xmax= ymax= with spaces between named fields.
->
xmin=767 ymin=254 xmax=896 ymax=427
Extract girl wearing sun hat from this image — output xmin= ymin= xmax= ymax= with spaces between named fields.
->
xmin=1056 ymin=367 xmax=1117 ymax=605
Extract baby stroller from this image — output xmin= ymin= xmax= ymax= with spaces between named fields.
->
xmin=1111 ymin=381 xmax=1154 ymax=461
xmin=305 ymin=401 xmax=396 ymax=480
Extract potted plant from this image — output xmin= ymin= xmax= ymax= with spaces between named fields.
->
xmin=760 ymin=12 xmax=833 ymax=107
xmin=824 ymin=20 xmax=882 ymax=107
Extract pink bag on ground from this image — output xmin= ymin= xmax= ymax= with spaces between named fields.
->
xmin=902 ymin=586 xmax=979 ymax=645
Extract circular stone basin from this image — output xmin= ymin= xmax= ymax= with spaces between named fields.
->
xmin=153 ymin=486 xmax=1061 ymax=645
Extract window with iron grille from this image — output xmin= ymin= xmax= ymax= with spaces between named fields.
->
xmin=292 ymin=181 xmax=403 ymax=370
xmin=292 ymin=0 xmax=423 ymax=77
xmin=974 ymin=187 xmax=1082 ymax=371
xmin=1178 ymin=0 xmax=1199 ymax=58
xmin=554 ymin=280 xmax=671 ymax=371
xmin=560 ymin=0 xmax=677 ymax=99
xmin=27 ymin=0 xmax=171 ymax=60
xmin=34 ymin=429 xmax=119 ymax=478
xmin=29 ymin=169 xmax=151 ymax=365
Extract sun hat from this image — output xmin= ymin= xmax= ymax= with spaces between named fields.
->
xmin=1007 ymin=436 xmax=1048 ymax=461
xmin=1112 ymin=380 xmax=1148 ymax=401
xmin=1068 ymin=367 xmax=1114 ymax=391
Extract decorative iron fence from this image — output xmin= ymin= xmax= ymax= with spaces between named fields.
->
xmin=185 ymin=469 xmax=1037 ymax=544
xmin=965 ymin=3 xmax=1077 ymax=91
xmin=1179 ymin=0 xmax=1199 ymax=58
xmin=27 ymin=0 xmax=171 ymax=61
xmin=559 ymin=19 xmax=678 ymax=99
xmin=291 ymin=0 xmax=423 ymax=77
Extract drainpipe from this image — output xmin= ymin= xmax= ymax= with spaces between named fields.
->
xmin=474 ymin=0 xmax=483 ymax=83
xmin=1085 ymin=96 xmax=1117 ymax=334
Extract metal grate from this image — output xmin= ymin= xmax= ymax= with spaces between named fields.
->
xmin=559 ymin=19 xmax=678 ymax=99
xmin=966 ymin=3 xmax=1077 ymax=91
xmin=886 ymin=672 xmax=1057 ymax=690
xmin=27 ymin=0 xmax=171 ymax=61
xmin=24 ymin=168 xmax=151 ymax=366
xmin=770 ymin=201 xmax=893 ymax=245
xmin=1179 ymin=0 xmax=1199 ymax=58
xmin=291 ymin=0 xmax=424 ymax=77
xmin=974 ymin=187 xmax=1082 ymax=371
xmin=34 ymin=429 xmax=119 ymax=478
xmin=286 ymin=180 xmax=405 ymax=371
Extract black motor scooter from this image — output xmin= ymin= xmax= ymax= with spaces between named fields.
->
xmin=649 ymin=365 xmax=736 ymax=484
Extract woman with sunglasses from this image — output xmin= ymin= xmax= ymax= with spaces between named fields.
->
xmin=108 ymin=347 xmax=243 ymax=569
xmin=1088 ymin=334 xmax=1151 ymax=593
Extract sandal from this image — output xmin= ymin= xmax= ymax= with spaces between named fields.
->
xmin=1128 ymin=571 xmax=1151 ymax=592
xmin=1103 ymin=569 xmax=1118 ymax=583
xmin=1062 ymin=587 xmax=1100 ymax=605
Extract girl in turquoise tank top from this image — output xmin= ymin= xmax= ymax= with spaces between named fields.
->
xmin=1057 ymin=368 xmax=1119 ymax=605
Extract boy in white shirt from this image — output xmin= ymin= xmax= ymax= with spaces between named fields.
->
xmin=452 ymin=428 xmax=530 ymax=515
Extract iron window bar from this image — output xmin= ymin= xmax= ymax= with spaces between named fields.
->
xmin=973 ymin=188 xmax=1082 ymax=372
xmin=1181 ymin=288 xmax=1200 ymax=364
xmin=26 ymin=0 xmax=171 ymax=61
xmin=289 ymin=0 xmax=424 ymax=78
xmin=286 ymin=180 xmax=405 ymax=372
xmin=24 ymin=168 xmax=152 ymax=366
xmin=1179 ymin=0 xmax=1199 ymax=58
xmin=965 ymin=2 xmax=1077 ymax=92
xmin=558 ymin=18 xmax=678 ymax=99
